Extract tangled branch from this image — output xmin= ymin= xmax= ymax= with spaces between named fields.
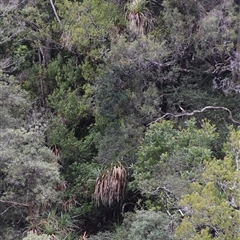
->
xmin=148 ymin=106 xmax=240 ymax=126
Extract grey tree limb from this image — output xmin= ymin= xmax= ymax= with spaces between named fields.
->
xmin=49 ymin=0 xmax=62 ymax=25
xmin=148 ymin=106 xmax=240 ymax=126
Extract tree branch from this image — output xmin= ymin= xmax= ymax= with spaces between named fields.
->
xmin=0 ymin=205 xmax=14 ymax=215
xmin=148 ymin=106 xmax=240 ymax=126
xmin=49 ymin=0 xmax=61 ymax=25
xmin=0 ymin=199 xmax=29 ymax=208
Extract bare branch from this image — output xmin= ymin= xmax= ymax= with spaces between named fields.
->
xmin=0 ymin=199 xmax=29 ymax=208
xmin=0 ymin=205 xmax=14 ymax=215
xmin=49 ymin=0 xmax=62 ymax=25
xmin=148 ymin=106 xmax=240 ymax=126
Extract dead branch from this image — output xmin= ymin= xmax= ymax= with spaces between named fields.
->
xmin=49 ymin=0 xmax=62 ymax=25
xmin=148 ymin=106 xmax=240 ymax=126
xmin=0 ymin=205 xmax=14 ymax=215
xmin=0 ymin=199 xmax=29 ymax=208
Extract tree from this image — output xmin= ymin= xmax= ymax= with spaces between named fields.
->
xmin=0 ymin=73 xmax=62 ymax=239
xmin=195 ymin=0 xmax=240 ymax=95
xmin=131 ymin=119 xmax=218 ymax=213
xmin=1 ymin=0 xmax=239 ymax=237
xmin=0 ymin=0 xmax=26 ymax=73
xmin=93 ymin=36 xmax=168 ymax=164
xmin=175 ymin=127 xmax=240 ymax=239
xmin=120 ymin=210 xmax=173 ymax=240
xmin=56 ymin=0 xmax=123 ymax=54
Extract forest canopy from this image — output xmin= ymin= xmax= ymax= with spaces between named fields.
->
xmin=0 ymin=0 xmax=239 ymax=239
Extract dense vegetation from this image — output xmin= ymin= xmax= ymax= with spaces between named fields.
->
xmin=0 ymin=0 xmax=239 ymax=239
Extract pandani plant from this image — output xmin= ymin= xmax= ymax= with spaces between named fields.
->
xmin=93 ymin=162 xmax=127 ymax=206
xmin=125 ymin=0 xmax=155 ymax=34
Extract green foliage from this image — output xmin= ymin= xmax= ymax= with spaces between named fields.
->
xmin=195 ymin=1 xmax=238 ymax=61
xmin=45 ymin=53 xmax=96 ymax=164
xmin=66 ymin=162 xmax=99 ymax=201
xmin=175 ymin=127 xmax=240 ymax=239
xmin=1 ymin=0 xmax=240 ymax=238
xmin=87 ymin=211 xmax=172 ymax=240
xmin=0 ymin=1 xmax=26 ymax=74
xmin=1 ymin=128 xmax=60 ymax=200
xmin=131 ymin=119 xmax=218 ymax=212
xmin=127 ymin=210 xmax=172 ymax=240
xmin=0 ymin=72 xmax=30 ymax=128
xmin=93 ymin=36 xmax=169 ymax=164
xmin=133 ymin=119 xmax=217 ymax=185
xmin=36 ymin=209 xmax=79 ymax=239
xmin=49 ymin=88 xmax=84 ymax=125
xmin=114 ymin=210 xmax=173 ymax=240
xmin=160 ymin=0 xmax=196 ymax=59
xmin=56 ymin=0 xmax=124 ymax=53
xmin=43 ymin=54 xmax=96 ymax=169
xmin=48 ymin=119 xmax=96 ymax=168
xmin=0 ymin=74 xmax=62 ymax=239
xmin=61 ymin=161 xmax=107 ymax=234
xmin=20 ymin=0 xmax=59 ymax=43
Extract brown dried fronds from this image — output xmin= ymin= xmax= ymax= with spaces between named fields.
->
xmin=93 ymin=164 xmax=127 ymax=206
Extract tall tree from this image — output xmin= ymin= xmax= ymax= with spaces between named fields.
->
xmin=93 ymin=36 xmax=169 ymax=164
